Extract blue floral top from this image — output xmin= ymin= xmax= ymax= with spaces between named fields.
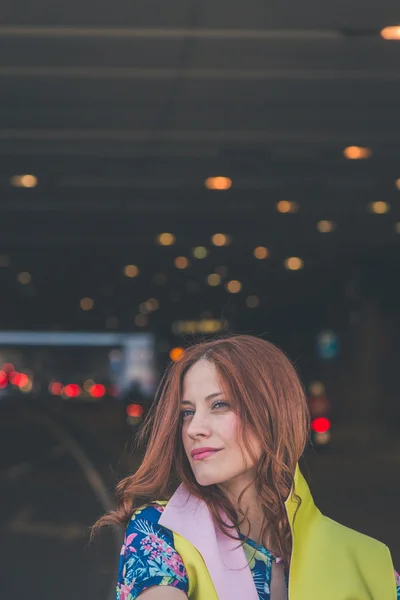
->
xmin=117 ymin=503 xmax=400 ymax=600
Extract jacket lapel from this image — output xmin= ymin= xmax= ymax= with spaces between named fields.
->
xmin=159 ymin=464 xmax=316 ymax=600
xmin=159 ymin=484 xmax=259 ymax=600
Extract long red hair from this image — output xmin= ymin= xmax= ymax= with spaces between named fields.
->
xmin=92 ymin=334 xmax=310 ymax=570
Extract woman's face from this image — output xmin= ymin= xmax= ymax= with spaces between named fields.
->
xmin=181 ymin=359 xmax=261 ymax=491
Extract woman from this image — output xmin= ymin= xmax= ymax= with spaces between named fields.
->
xmin=94 ymin=335 xmax=400 ymax=599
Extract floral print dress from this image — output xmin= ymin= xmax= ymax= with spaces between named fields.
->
xmin=116 ymin=503 xmax=400 ymax=600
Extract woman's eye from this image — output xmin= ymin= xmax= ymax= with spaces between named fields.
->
xmin=212 ymin=401 xmax=228 ymax=410
xmin=180 ymin=409 xmax=194 ymax=419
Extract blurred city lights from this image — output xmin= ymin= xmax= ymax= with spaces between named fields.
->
xmin=309 ymin=381 xmax=326 ymax=395
xmin=126 ymin=403 xmax=144 ymax=418
xmin=2 ymin=363 xmax=15 ymax=373
xmin=135 ymin=314 xmax=148 ymax=327
xmin=311 ymin=417 xmax=331 ymax=433
xmin=314 ymin=431 xmax=331 ymax=445
xmin=395 ymin=178 xmax=400 ymax=190
xmin=343 ymin=146 xmax=372 ymax=160
xmin=9 ymin=372 xmax=29 ymax=388
xmin=124 ymin=264 xmax=139 ymax=278
xmin=80 ymin=297 xmax=94 ymax=310
xmin=204 ymin=176 xmax=232 ymax=190
xmin=139 ymin=302 xmax=150 ymax=314
xmin=11 ymin=174 xmax=38 ymax=188
xmin=193 ymin=246 xmax=208 ymax=259
xmin=49 ymin=381 xmax=63 ymax=395
xmin=369 ymin=201 xmax=390 ymax=214
xmin=380 ymin=26 xmax=400 ymax=40
xmin=277 ymin=200 xmax=298 ymax=214
xmin=0 ymin=371 xmax=8 ymax=388
xmin=157 ymin=233 xmax=176 ymax=246
xmin=173 ymin=320 xmax=224 ymax=334
xmin=317 ymin=220 xmax=335 ymax=233
xmin=253 ymin=246 xmax=269 ymax=259
xmin=246 ymin=295 xmax=260 ymax=308
xmin=226 ymin=280 xmax=242 ymax=293
xmin=17 ymin=271 xmax=32 ymax=285
xmin=20 ymin=379 xmax=33 ymax=393
xmin=64 ymin=384 xmax=81 ymax=398
xmin=175 ymin=256 xmax=189 ymax=269
xmin=83 ymin=379 xmax=95 ymax=391
xmin=284 ymin=257 xmax=304 ymax=271
xmin=395 ymin=222 xmax=400 ymax=233
xmin=207 ymin=273 xmax=221 ymax=286
xmin=145 ymin=298 xmax=159 ymax=311
xmin=89 ymin=384 xmax=106 ymax=398
xmin=170 ymin=347 xmax=185 ymax=362
xmin=211 ymin=233 xmax=231 ymax=246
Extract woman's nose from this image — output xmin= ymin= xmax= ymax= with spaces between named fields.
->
xmin=186 ymin=413 xmax=212 ymax=439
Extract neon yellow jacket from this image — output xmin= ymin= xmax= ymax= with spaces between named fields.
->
xmin=158 ymin=464 xmax=396 ymax=600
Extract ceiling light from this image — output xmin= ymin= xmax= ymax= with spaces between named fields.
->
xmin=226 ymin=280 xmax=242 ymax=293
xmin=253 ymin=246 xmax=269 ymax=259
xmin=174 ymin=256 xmax=189 ymax=269
xmin=284 ymin=257 xmax=304 ymax=271
xmin=276 ymin=200 xmax=298 ymax=213
xmin=380 ymin=26 xmax=400 ymax=40
xmin=204 ymin=177 xmax=232 ymax=190
xmin=207 ymin=273 xmax=221 ymax=286
xmin=343 ymin=146 xmax=372 ymax=160
xmin=193 ymin=246 xmax=208 ymax=259
xmin=17 ymin=271 xmax=31 ymax=285
xmin=157 ymin=233 xmax=176 ymax=246
xmin=211 ymin=233 xmax=231 ymax=246
xmin=10 ymin=174 xmax=38 ymax=188
xmin=369 ymin=201 xmax=390 ymax=214
xmin=317 ymin=220 xmax=335 ymax=233
xmin=246 ymin=295 xmax=260 ymax=308
xmin=124 ymin=264 xmax=139 ymax=278
xmin=80 ymin=297 xmax=94 ymax=311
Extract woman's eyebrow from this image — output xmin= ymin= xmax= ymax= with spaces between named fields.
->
xmin=181 ymin=392 xmax=223 ymax=406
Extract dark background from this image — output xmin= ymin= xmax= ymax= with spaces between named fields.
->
xmin=0 ymin=1 xmax=399 ymax=598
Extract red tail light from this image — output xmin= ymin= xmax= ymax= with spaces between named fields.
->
xmin=311 ymin=417 xmax=331 ymax=433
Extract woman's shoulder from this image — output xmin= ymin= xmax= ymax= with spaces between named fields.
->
xmin=129 ymin=501 xmax=168 ymax=525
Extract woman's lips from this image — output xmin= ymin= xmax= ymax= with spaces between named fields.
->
xmin=192 ymin=449 xmax=221 ymax=461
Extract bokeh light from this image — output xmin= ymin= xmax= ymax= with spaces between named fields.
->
xmin=124 ymin=264 xmax=140 ymax=278
xmin=170 ymin=347 xmax=185 ymax=362
xmin=157 ymin=233 xmax=176 ymax=246
xmin=80 ymin=297 xmax=94 ymax=311
xmin=284 ymin=257 xmax=304 ymax=271
xmin=343 ymin=146 xmax=372 ymax=160
xmin=175 ymin=256 xmax=189 ymax=269
xmin=253 ymin=246 xmax=269 ymax=259
xmin=192 ymin=246 xmax=208 ymax=259
xmin=226 ymin=280 xmax=242 ymax=293
xmin=204 ymin=177 xmax=232 ymax=190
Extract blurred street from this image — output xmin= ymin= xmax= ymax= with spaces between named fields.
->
xmin=1 ymin=397 xmax=399 ymax=600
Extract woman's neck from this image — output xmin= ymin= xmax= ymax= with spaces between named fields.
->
xmin=219 ymin=472 xmax=274 ymax=549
